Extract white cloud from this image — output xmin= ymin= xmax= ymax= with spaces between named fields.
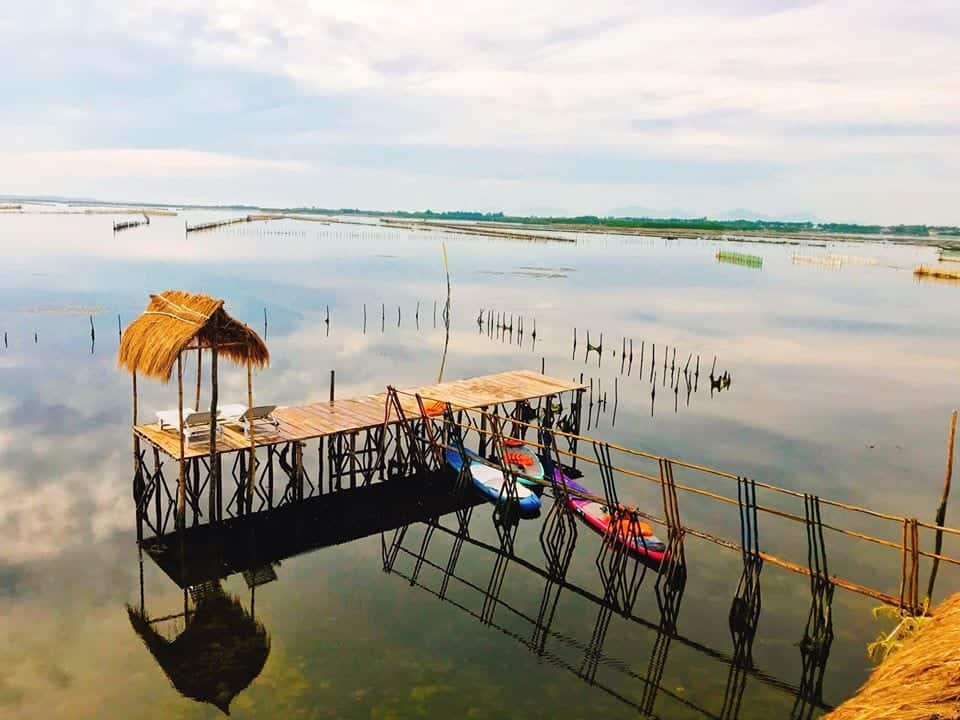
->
xmin=1 ymin=0 xmax=959 ymax=221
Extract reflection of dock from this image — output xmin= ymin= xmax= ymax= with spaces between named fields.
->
xmin=383 ymin=507 xmax=835 ymax=718
xmin=134 ymin=471 xmax=832 ymax=719
xmin=144 ymin=472 xmax=481 ymax=587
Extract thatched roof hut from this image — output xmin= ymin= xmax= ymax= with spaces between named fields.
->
xmin=127 ymin=584 xmax=270 ymax=715
xmin=826 ymin=592 xmax=960 ymax=719
xmin=118 ymin=290 xmax=268 ymax=382
xmin=119 ymin=290 xmax=269 ymax=529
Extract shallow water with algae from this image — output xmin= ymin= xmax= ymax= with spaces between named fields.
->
xmin=1 ymin=209 xmax=959 ymax=719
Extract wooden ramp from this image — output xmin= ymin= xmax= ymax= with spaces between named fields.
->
xmin=135 ymin=369 xmax=584 ymax=459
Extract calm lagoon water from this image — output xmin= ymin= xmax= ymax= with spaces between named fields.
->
xmin=1 ymin=208 xmax=959 ymax=719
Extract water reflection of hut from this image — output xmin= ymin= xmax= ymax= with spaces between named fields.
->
xmin=127 ymin=581 xmax=270 ymax=715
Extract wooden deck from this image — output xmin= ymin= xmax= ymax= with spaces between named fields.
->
xmin=135 ymin=370 xmax=584 ymax=459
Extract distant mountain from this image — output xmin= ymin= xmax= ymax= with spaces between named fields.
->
xmin=714 ymin=208 xmax=820 ymax=223
xmin=607 ymin=205 xmax=695 ymax=219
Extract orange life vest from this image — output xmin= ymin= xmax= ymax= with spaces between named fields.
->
xmin=504 ymin=450 xmax=535 ymax=467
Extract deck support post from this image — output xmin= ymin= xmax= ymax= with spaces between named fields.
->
xmin=176 ymin=352 xmax=186 ymax=528
xmin=152 ymin=447 xmax=162 ymax=534
xmin=208 ymin=315 xmax=219 ymax=524
xmin=349 ymin=432 xmax=358 ymax=488
xmin=195 ymin=347 xmax=202 ymax=411
xmin=571 ymin=389 xmax=585 ymax=469
xmin=133 ymin=371 xmax=143 ymax=543
xmin=247 ymin=360 xmax=256 ymax=513
xmin=479 ymin=406 xmax=488 ymax=457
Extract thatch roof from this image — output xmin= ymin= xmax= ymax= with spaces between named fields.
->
xmin=118 ymin=291 xmax=269 ymax=382
xmin=826 ymin=593 xmax=960 ymax=720
xmin=127 ymin=584 xmax=270 ymax=715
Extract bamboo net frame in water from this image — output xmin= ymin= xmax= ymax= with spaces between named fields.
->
xmin=391 ymin=389 xmax=960 ymax=612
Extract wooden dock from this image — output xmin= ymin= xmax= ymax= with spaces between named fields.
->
xmin=135 ymin=369 xmax=585 ymax=459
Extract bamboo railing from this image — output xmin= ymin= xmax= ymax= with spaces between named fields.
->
xmin=391 ymin=388 xmax=958 ymax=614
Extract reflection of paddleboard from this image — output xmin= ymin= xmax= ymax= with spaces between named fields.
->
xmin=555 ymin=468 xmax=666 ymax=563
xmin=500 ymin=438 xmax=544 ymax=488
xmin=446 ymin=448 xmax=541 ymax=517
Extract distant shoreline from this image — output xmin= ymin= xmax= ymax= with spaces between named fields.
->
xmin=3 ymin=195 xmax=958 ymax=248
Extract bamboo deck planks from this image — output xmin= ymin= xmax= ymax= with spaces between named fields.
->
xmin=134 ymin=370 xmax=585 ymax=458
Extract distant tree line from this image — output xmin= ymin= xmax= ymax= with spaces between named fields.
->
xmin=274 ymin=206 xmax=960 ymax=238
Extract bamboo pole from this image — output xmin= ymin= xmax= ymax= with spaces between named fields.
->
xmin=133 ymin=371 xmax=142 ymax=541
xmin=927 ymin=409 xmax=958 ymax=602
xmin=247 ymin=360 xmax=255 ymax=507
xmin=194 ymin=347 xmax=202 ymax=411
xmin=176 ymin=352 xmax=186 ymax=527
xmin=208 ymin=314 xmax=219 ymax=523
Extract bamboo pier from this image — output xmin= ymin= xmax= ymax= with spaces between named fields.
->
xmin=122 ymin=290 xmax=960 ymax=630
xmin=114 ymin=215 xmax=150 ymax=232
xmin=185 ymin=216 xmax=256 ymax=233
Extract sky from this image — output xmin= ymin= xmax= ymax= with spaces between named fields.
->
xmin=0 ymin=0 xmax=958 ymax=223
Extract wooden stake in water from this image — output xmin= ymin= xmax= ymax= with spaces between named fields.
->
xmin=928 ymin=409 xmax=958 ymax=602
xmin=118 ymin=314 xmax=122 ymax=340
xmin=441 ymin=240 xmax=451 ymax=326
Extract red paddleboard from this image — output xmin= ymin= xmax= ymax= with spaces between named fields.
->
xmin=555 ymin=468 xmax=667 ymax=563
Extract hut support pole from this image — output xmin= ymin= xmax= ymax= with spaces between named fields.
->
xmin=195 ymin=347 xmax=202 ymax=411
xmin=133 ymin=371 xmax=142 ymax=543
xmin=176 ymin=352 xmax=186 ymax=528
xmin=928 ymin=409 xmax=958 ymax=602
xmin=208 ymin=316 xmax=219 ymax=523
xmin=247 ymin=361 xmax=256 ymax=511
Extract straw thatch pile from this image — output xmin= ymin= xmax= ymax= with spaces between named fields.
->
xmin=127 ymin=584 xmax=270 ymax=715
xmin=118 ymin=291 xmax=269 ymax=382
xmin=826 ymin=593 xmax=960 ymax=720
